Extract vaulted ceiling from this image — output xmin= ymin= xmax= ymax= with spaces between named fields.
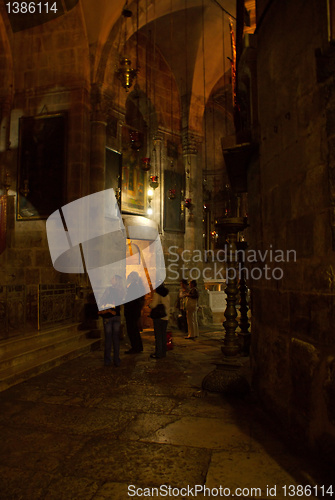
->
xmin=82 ymin=0 xmax=237 ymax=105
xmin=0 ymin=0 xmax=238 ymax=137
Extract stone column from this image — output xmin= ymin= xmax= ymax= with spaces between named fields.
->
xmin=181 ymin=130 xmax=203 ymax=254
xmin=90 ymin=87 xmax=109 ymax=194
xmin=90 ymin=111 xmax=107 ymax=194
xmin=182 ymin=130 xmax=210 ymax=325
xmin=152 ymin=133 xmax=163 ymax=231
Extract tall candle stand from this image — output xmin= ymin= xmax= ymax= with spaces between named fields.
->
xmin=236 ymin=240 xmax=251 ymax=355
xmin=202 ymin=217 xmax=249 ymax=395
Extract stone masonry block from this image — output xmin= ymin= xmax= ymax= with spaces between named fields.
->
xmin=289 ymin=291 xmax=312 ymax=338
xmin=14 ymin=231 xmax=45 ymax=248
xmin=259 ymin=289 xmax=290 ymax=330
xmin=25 ymin=268 xmax=40 ymax=285
xmin=273 ymin=335 xmax=290 ymax=387
xmin=7 ymin=249 xmax=32 ymax=267
xmin=286 ymin=215 xmax=314 ymax=259
xmin=323 ymin=357 xmax=335 ymax=425
xmin=316 ymin=45 xmax=335 ymax=83
xmin=281 ymin=261 xmax=303 ymax=290
xmin=290 ymin=338 xmax=320 ymax=416
xmin=326 ymin=107 xmax=335 ymax=137
xmin=313 ymin=293 xmax=335 ymax=346
xmin=41 ymin=267 xmax=61 ymax=284
xmin=291 ymin=170 xmax=324 ymax=219
xmin=34 ymin=249 xmax=53 ymax=267
xmin=303 ymin=260 xmax=332 ymax=293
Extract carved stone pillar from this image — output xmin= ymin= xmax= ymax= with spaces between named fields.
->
xmin=90 ymin=87 xmax=108 ymax=194
xmin=181 ymin=129 xmax=211 ymax=323
xmin=153 ymin=133 xmax=163 ymax=230
xmin=237 ymin=241 xmax=251 ymax=355
xmin=182 ymin=130 xmax=202 ymax=254
xmin=90 ymin=114 xmax=107 ymax=194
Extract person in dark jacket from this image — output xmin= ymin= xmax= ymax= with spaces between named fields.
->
xmin=124 ymin=271 xmax=146 ymax=354
xmin=98 ymin=275 xmax=125 ymax=367
xmin=185 ymin=279 xmax=199 ymax=339
xmin=177 ymin=279 xmax=189 ymax=333
xmin=149 ymin=283 xmax=170 ymax=359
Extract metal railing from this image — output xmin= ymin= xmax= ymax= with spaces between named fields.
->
xmin=0 ymin=285 xmax=26 ymax=339
xmin=38 ymin=284 xmax=76 ymax=329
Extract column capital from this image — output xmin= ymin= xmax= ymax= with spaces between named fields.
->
xmin=181 ymin=129 xmax=202 ymax=155
xmin=153 ymin=132 xmax=164 ymax=144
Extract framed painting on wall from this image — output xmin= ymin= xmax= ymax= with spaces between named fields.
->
xmin=0 ymin=196 xmax=7 ymax=255
xmin=121 ymin=125 xmax=146 ymax=215
xmin=16 ymin=113 xmax=67 ymax=220
xmin=163 ymin=169 xmax=185 ymax=232
xmin=106 ymin=148 xmax=122 ymax=208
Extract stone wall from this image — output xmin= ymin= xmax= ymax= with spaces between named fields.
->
xmin=0 ymin=11 xmax=189 ymax=333
xmin=248 ymin=0 xmax=335 ymax=460
xmin=0 ymin=8 xmax=92 ymax=333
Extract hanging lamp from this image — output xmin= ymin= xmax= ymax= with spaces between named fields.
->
xmin=141 ymin=22 xmax=152 ymax=172
xmin=115 ymin=4 xmax=139 ymax=92
xmin=167 ymin=1 xmax=178 ymax=201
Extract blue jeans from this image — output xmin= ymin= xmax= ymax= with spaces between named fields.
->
xmin=153 ymin=318 xmax=168 ymax=358
xmin=103 ymin=316 xmax=121 ymax=366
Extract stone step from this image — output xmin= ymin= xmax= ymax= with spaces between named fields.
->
xmin=0 ymin=324 xmax=94 ymax=369
xmin=0 ymin=324 xmax=101 ymax=392
xmin=0 ymin=323 xmax=83 ymax=359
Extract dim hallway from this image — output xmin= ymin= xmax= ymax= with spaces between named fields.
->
xmin=0 ymin=328 xmax=332 ymax=500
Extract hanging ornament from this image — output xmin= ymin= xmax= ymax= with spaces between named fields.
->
xmin=149 ymin=175 xmax=159 ymax=189
xmin=211 ymin=230 xmax=218 ymax=242
xmin=185 ymin=198 xmax=193 ymax=210
xmin=116 ymin=58 xmax=138 ymax=92
xmin=129 ymin=130 xmax=143 ymax=151
xmin=168 ymin=188 xmax=176 ymax=200
xmin=115 ymin=5 xmax=139 ymax=92
xmin=141 ymin=157 xmax=151 ymax=171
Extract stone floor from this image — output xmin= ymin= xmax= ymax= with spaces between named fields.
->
xmin=0 ymin=327 xmax=332 ymax=499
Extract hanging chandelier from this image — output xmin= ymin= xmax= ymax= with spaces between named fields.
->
xmin=115 ymin=5 xmax=139 ymax=92
xmin=141 ymin=157 xmax=151 ymax=171
xmin=116 ymin=58 xmax=138 ymax=92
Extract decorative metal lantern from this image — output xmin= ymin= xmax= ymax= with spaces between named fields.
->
xmin=141 ymin=157 xmax=151 ymax=171
xmin=185 ymin=198 xmax=193 ymax=210
xmin=116 ymin=58 xmax=138 ymax=92
xmin=115 ymin=7 xmax=139 ymax=93
xmin=149 ymin=175 xmax=159 ymax=189
xmin=168 ymin=188 xmax=176 ymax=200
xmin=129 ymin=130 xmax=143 ymax=151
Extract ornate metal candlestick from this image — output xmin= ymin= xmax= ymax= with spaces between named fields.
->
xmin=202 ymin=216 xmax=249 ymax=395
xmin=221 ymin=223 xmax=241 ymax=357
xmin=237 ymin=240 xmax=251 ymax=355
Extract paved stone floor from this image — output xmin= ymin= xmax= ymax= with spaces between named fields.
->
xmin=0 ymin=328 xmax=332 ymax=499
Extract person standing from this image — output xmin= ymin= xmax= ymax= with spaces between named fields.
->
xmin=177 ymin=279 xmax=189 ymax=334
xmin=124 ymin=271 xmax=145 ymax=354
xmin=149 ymin=283 xmax=170 ymax=359
xmin=98 ymin=275 xmax=124 ymax=367
xmin=185 ymin=279 xmax=199 ymax=339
